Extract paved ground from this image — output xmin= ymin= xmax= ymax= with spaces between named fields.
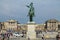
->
xmin=0 ymin=36 xmax=57 ymax=40
xmin=9 ymin=37 xmax=57 ymax=40
xmin=0 ymin=38 xmax=57 ymax=40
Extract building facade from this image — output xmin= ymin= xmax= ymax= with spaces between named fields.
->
xmin=45 ymin=19 xmax=59 ymax=31
xmin=0 ymin=19 xmax=60 ymax=39
xmin=3 ymin=19 xmax=18 ymax=31
xmin=0 ymin=19 xmax=60 ymax=33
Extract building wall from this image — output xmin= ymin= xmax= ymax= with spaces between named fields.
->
xmin=4 ymin=20 xmax=18 ymax=30
xmin=47 ymin=22 xmax=58 ymax=31
xmin=35 ymin=24 xmax=45 ymax=31
xmin=1 ymin=19 xmax=60 ymax=32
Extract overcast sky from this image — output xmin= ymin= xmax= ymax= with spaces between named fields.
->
xmin=0 ymin=0 xmax=60 ymax=24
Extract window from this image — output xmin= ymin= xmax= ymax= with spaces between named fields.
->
xmin=9 ymin=22 xmax=15 ymax=24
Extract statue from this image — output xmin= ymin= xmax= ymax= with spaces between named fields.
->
xmin=26 ymin=2 xmax=35 ymax=22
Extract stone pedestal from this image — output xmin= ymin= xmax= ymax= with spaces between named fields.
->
xmin=27 ymin=22 xmax=36 ymax=39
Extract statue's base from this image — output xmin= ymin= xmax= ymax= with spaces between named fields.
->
xmin=27 ymin=21 xmax=36 ymax=39
xmin=28 ymin=21 xmax=35 ymax=23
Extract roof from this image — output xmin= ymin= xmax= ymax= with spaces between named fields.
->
xmin=45 ymin=19 xmax=59 ymax=23
xmin=7 ymin=19 xmax=17 ymax=22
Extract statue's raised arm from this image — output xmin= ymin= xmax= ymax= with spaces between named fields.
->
xmin=26 ymin=2 xmax=35 ymax=22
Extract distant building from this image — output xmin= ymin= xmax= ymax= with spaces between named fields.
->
xmin=0 ymin=22 xmax=2 ymax=30
xmin=3 ymin=19 xmax=18 ymax=31
xmin=0 ymin=22 xmax=4 ymax=30
xmin=45 ymin=19 xmax=59 ymax=31
xmin=1 ymin=19 xmax=60 ymax=33
xmin=0 ymin=19 xmax=60 ymax=38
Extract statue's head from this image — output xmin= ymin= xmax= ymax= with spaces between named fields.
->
xmin=30 ymin=2 xmax=33 ymax=6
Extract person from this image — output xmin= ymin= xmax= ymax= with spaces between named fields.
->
xmin=2 ymin=34 xmax=5 ymax=40
xmin=56 ymin=35 xmax=59 ymax=40
xmin=28 ymin=37 xmax=30 ymax=40
xmin=7 ymin=33 xmax=10 ymax=40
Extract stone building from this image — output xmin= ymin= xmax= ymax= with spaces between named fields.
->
xmin=58 ymin=23 xmax=60 ymax=30
xmin=1 ymin=19 xmax=60 ymax=33
xmin=0 ymin=19 xmax=60 ymax=39
xmin=3 ymin=19 xmax=18 ymax=31
xmin=35 ymin=24 xmax=45 ymax=33
xmin=0 ymin=22 xmax=5 ymax=30
xmin=45 ymin=19 xmax=59 ymax=31
xmin=0 ymin=22 xmax=2 ymax=30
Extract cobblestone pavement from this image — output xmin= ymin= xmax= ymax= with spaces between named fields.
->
xmin=0 ymin=36 xmax=57 ymax=40
xmin=9 ymin=38 xmax=57 ymax=40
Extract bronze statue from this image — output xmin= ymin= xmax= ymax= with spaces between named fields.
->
xmin=27 ymin=2 xmax=35 ymax=22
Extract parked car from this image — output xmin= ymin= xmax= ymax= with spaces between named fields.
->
xmin=13 ymin=32 xmax=23 ymax=37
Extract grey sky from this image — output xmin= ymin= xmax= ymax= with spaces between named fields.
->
xmin=0 ymin=0 xmax=60 ymax=24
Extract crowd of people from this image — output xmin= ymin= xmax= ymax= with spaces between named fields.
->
xmin=0 ymin=32 xmax=12 ymax=40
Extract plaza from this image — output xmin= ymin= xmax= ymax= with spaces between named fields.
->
xmin=0 ymin=19 xmax=60 ymax=40
xmin=0 ymin=1 xmax=60 ymax=40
